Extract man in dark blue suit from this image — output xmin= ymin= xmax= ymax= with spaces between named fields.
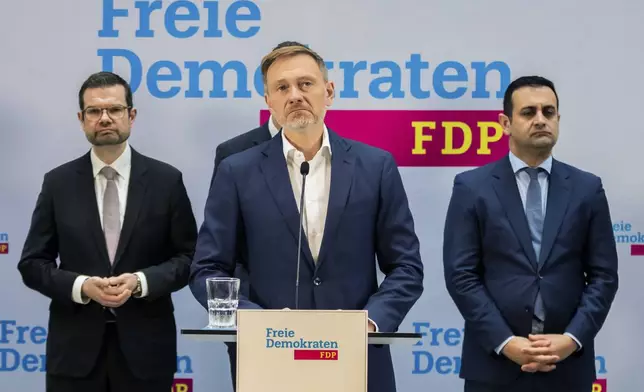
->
xmin=190 ymin=44 xmax=424 ymax=391
xmin=206 ymin=39 xmax=310 ymax=392
xmin=443 ymin=76 xmax=619 ymax=392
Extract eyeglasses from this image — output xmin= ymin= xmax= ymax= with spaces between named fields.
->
xmin=83 ymin=105 xmax=131 ymax=121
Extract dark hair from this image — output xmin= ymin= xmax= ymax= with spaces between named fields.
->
xmin=273 ymin=41 xmax=308 ymax=50
xmin=261 ymin=45 xmax=327 ymax=86
xmin=78 ymin=71 xmax=133 ymax=110
xmin=503 ymin=76 xmax=558 ymax=117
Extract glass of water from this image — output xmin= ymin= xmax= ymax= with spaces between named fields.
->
xmin=206 ymin=277 xmax=240 ymax=329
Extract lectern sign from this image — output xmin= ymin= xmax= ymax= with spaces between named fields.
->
xmin=265 ymin=326 xmax=340 ymax=360
xmin=237 ymin=310 xmax=368 ymax=392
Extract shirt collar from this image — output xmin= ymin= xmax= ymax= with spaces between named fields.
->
xmin=91 ymin=142 xmax=132 ymax=179
xmin=508 ymin=150 xmax=552 ymax=175
xmin=282 ymin=125 xmax=332 ymax=162
xmin=268 ymin=115 xmax=280 ymax=138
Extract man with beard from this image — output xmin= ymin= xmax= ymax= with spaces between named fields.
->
xmin=190 ymin=44 xmax=424 ymax=392
xmin=442 ymin=76 xmax=619 ymax=392
xmin=18 ymin=71 xmax=198 ymax=392
xmin=207 ymin=40 xmax=307 ymax=392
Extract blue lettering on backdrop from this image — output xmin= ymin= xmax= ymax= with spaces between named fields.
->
xmin=99 ymin=0 xmax=261 ymax=39
xmin=410 ymin=322 xmax=609 ymax=376
xmin=612 ymin=220 xmax=644 ymax=244
xmin=0 ymin=320 xmax=193 ymax=373
xmin=96 ymin=0 xmax=511 ymax=100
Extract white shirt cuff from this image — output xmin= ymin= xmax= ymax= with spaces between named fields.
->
xmin=134 ymin=272 xmax=149 ymax=298
xmin=368 ymin=318 xmax=379 ymax=332
xmin=72 ymin=275 xmax=91 ymax=304
xmin=564 ymin=332 xmax=582 ymax=351
xmin=495 ymin=335 xmax=514 ymax=355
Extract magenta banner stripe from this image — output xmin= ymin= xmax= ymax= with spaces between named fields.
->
xmin=260 ymin=110 xmax=509 ymax=167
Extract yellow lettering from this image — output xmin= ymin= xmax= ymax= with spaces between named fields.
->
xmin=411 ymin=121 xmax=436 ymax=154
xmin=0 ymin=244 xmax=6 ymax=253
xmin=331 ymin=352 xmax=337 ymax=359
xmin=319 ymin=352 xmax=325 ymax=358
xmin=477 ymin=122 xmax=504 ymax=154
xmin=172 ymin=383 xmax=189 ymax=392
xmin=592 ymin=384 xmax=602 ymax=392
xmin=441 ymin=122 xmax=472 ymax=155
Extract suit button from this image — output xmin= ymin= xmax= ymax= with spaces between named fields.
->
xmin=525 ymin=306 xmax=531 ymax=313
xmin=538 ymin=274 xmax=543 ymax=280
xmin=313 ymin=277 xmax=322 ymax=286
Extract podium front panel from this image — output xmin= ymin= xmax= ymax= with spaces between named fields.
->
xmin=236 ymin=309 xmax=368 ymax=392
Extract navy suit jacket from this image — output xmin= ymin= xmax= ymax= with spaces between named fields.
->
xmin=190 ymin=129 xmax=424 ymax=391
xmin=443 ymin=155 xmax=618 ymax=388
xmin=209 ymin=121 xmax=272 ymax=190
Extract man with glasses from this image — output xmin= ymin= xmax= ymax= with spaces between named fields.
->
xmin=17 ymin=71 xmax=198 ymax=392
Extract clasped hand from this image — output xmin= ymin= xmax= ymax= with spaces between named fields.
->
xmin=81 ymin=273 xmax=138 ymax=308
xmin=502 ymin=334 xmax=577 ymax=372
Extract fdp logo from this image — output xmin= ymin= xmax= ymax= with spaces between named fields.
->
xmin=0 ymin=232 xmax=8 ymax=254
xmin=259 ymin=110 xmax=508 ymax=167
xmin=172 ymin=378 xmax=193 ymax=392
xmin=294 ymin=349 xmax=339 ymax=360
xmin=612 ymin=221 xmax=644 ymax=255
xmin=593 ymin=378 xmax=607 ymax=391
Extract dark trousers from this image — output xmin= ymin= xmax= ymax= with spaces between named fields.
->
xmin=46 ymin=323 xmax=174 ymax=392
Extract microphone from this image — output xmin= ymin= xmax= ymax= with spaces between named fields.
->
xmin=295 ymin=161 xmax=310 ymax=310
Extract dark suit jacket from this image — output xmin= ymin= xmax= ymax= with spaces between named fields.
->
xmin=209 ymin=121 xmax=272 ymax=189
xmin=190 ymin=129 xmax=424 ymax=392
xmin=18 ymin=148 xmax=198 ymax=380
xmin=443 ymin=155 xmax=618 ymax=389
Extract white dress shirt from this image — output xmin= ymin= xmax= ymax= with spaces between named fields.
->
xmin=282 ymin=127 xmax=332 ymax=263
xmin=71 ymin=142 xmax=149 ymax=304
xmin=280 ymin=127 xmax=379 ymax=331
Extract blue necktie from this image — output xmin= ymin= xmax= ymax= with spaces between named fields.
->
xmin=525 ymin=167 xmax=546 ymax=321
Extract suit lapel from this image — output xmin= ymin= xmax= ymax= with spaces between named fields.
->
xmin=260 ymin=136 xmax=315 ymax=268
xmin=316 ymin=132 xmax=354 ymax=270
xmin=112 ymin=149 xmax=148 ymax=268
xmin=538 ymin=160 xmax=571 ymax=270
xmin=75 ymin=153 xmax=111 ymax=268
xmin=491 ymin=157 xmax=538 ymax=269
